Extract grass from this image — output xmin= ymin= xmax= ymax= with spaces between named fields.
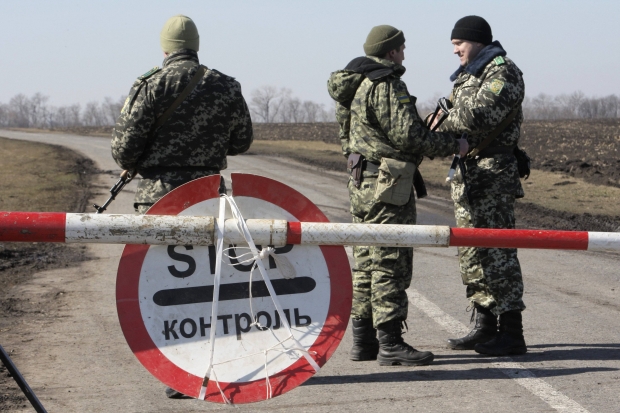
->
xmin=248 ymin=140 xmax=620 ymax=218
xmin=0 ymin=136 xmax=86 ymax=212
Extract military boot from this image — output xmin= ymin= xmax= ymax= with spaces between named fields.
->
xmin=377 ymin=320 xmax=434 ymax=366
xmin=350 ymin=318 xmax=379 ymax=361
xmin=165 ymin=387 xmax=185 ymax=399
xmin=447 ymin=305 xmax=497 ymax=350
xmin=475 ymin=310 xmax=527 ymax=356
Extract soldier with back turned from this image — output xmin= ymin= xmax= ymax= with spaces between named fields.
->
xmin=111 ymin=14 xmax=253 ymax=397
xmin=111 ymin=14 xmax=253 ymax=215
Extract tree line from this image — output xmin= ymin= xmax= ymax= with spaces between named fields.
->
xmin=417 ymin=91 xmax=620 ymax=120
xmin=1 ymin=89 xmax=618 ymax=129
xmin=0 ymin=93 xmax=125 ymax=128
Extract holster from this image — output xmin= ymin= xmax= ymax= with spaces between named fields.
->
xmin=413 ymin=169 xmax=427 ymax=199
xmin=347 ymin=153 xmax=364 ymax=188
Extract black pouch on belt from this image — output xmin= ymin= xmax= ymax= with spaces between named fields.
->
xmin=347 ymin=153 xmax=364 ymax=188
xmin=413 ymin=169 xmax=427 ymax=199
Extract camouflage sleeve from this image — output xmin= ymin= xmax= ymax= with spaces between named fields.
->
xmin=335 ymin=103 xmax=351 ymax=158
xmin=370 ymin=79 xmax=459 ymax=158
xmin=111 ymin=80 xmax=156 ymax=170
xmin=441 ymin=64 xmax=523 ymax=146
xmin=227 ymin=82 xmax=254 ymax=156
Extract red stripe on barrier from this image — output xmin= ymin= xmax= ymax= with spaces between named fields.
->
xmin=287 ymin=221 xmax=302 ymax=244
xmin=449 ymin=228 xmax=589 ymax=250
xmin=0 ymin=212 xmax=66 ymax=243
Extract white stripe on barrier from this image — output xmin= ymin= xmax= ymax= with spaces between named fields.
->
xmin=588 ymin=232 xmax=620 ymax=251
xmin=64 ymin=215 xmax=289 ymax=246
xmin=299 ymin=223 xmax=451 ymax=247
xmin=65 ymin=214 xmax=215 ymax=245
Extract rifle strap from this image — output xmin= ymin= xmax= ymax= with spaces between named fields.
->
xmin=468 ymin=105 xmax=520 ymax=157
xmin=152 ymin=64 xmax=207 ymax=130
xmin=134 ymin=65 xmax=207 ymax=176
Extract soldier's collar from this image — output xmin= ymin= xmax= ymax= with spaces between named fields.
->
xmin=449 ymin=40 xmax=506 ymax=81
xmin=364 ymin=56 xmax=406 ymax=77
xmin=163 ymin=49 xmax=200 ymax=67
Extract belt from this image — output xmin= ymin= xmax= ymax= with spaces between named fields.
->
xmin=139 ymin=166 xmax=219 ymax=177
xmin=363 ymin=160 xmax=380 ymax=173
xmin=475 ymin=146 xmax=515 ymax=158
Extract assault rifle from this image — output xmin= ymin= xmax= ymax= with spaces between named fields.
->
xmin=93 ymin=170 xmax=134 ymax=214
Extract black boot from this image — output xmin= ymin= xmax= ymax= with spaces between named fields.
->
xmin=350 ymin=318 xmax=379 ymax=361
xmin=475 ymin=310 xmax=527 ymax=356
xmin=165 ymin=387 xmax=185 ymax=399
xmin=447 ymin=305 xmax=497 ymax=350
xmin=377 ymin=320 xmax=434 ymax=366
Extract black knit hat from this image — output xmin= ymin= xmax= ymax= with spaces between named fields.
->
xmin=451 ymin=16 xmax=492 ymax=45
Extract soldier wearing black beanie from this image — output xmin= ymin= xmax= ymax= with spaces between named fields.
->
xmin=439 ymin=15 xmax=529 ymax=359
xmin=451 ymin=15 xmax=493 ymax=45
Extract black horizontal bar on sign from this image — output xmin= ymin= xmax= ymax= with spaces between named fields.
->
xmin=153 ymin=277 xmax=317 ymax=306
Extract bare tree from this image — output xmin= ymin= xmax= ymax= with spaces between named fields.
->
xmin=0 ymin=103 xmax=8 ymax=127
xmin=9 ymin=94 xmax=31 ymax=127
xmin=103 ymin=96 xmax=125 ymax=125
xmin=250 ymin=86 xmax=285 ymax=122
xmin=68 ymin=104 xmax=82 ymax=126
xmin=82 ymin=101 xmax=107 ymax=126
xmin=29 ymin=93 xmax=49 ymax=128
xmin=302 ymin=101 xmax=323 ymax=122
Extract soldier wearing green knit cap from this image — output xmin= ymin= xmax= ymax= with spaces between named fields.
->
xmin=111 ymin=15 xmax=253 ymax=398
xmin=112 ymin=14 xmax=253 ymax=215
xmin=160 ymin=14 xmax=200 ymax=54
xmin=328 ymin=25 xmax=467 ymax=367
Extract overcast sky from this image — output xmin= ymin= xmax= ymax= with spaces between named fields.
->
xmin=1 ymin=0 xmax=618 ymax=109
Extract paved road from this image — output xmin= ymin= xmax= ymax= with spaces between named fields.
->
xmin=1 ymin=129 xmax=619 ymax=413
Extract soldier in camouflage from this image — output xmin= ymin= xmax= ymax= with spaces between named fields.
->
xmin=328 ymin=25 xmax=467 ymax=366
xmin=435 ymin=16 xmax=527 ymax=356
xmin=111 ymin=15 xmax=253 ymax=398
xmin=111 ymin=15 xmax=253 ymax=215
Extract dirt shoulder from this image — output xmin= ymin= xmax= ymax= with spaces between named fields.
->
xmin=0 ymin=137 xmax=96 ymax=410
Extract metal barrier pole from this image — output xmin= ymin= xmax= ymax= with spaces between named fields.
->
xmin=0 ymin=344 xmax=48 ymax=413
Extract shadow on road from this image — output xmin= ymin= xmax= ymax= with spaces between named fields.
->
xmin=305 ymin=343 xmax=620 ymax=385
xmin=305 ymin=366 xmax=616 ymax=386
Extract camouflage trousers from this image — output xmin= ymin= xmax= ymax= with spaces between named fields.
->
xmin=134 ymin=170 xmax=221 ymax=214
xmin=454 ymin=193 xmax=526 ymax=316
xmin=348 ymin=173 xmax=416 ymax=328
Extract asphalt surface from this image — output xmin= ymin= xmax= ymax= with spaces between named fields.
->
xmin=1 ymin=129 xmax=619 ymax=413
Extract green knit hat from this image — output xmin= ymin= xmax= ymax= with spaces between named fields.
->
xmin=160 ymin=15 xmax=200 ymax=53
xmin=363 ymin=25 xmax=405 ymax=57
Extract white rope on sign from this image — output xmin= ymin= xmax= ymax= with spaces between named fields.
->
xmin=198 ymin=196 xmax=230 ymax=403
xmin=197 ymin=194 xmax=320 ymax=402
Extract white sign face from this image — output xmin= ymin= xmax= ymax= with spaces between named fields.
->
xmin=117 ymin=174 xmax=351 ymax=404
xmin=139 ymin=197 xmax=330 ymax=382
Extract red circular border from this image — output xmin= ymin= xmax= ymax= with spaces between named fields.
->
xmin=116 ymin=174 xmax=351 ymax=403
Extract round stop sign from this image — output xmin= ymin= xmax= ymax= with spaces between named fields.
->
xmin=116 ymin=173 xmax=351 ymax=403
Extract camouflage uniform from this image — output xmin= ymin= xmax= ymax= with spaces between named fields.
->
xmin=439 ymin=41 xmax=526 ymax=315
xmin=328 ymin=56 xmax=459 ymax=327
xmin=111 ymin=49 xmax=253 ymax=214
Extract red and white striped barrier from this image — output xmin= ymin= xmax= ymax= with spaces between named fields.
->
xmin=1 ymin=211 xmax=618 ymax=251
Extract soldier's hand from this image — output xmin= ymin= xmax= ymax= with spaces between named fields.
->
xmin=456 ymin=139 xmax=469 ymax=157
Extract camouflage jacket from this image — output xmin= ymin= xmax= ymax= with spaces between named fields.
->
xmin=439 ymin=41 xmax=525 ymax=201
xmin=328 ymin=56 xmax=459 ymax=165
xmin=111 ymin=49 xmax=253 ymax=205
